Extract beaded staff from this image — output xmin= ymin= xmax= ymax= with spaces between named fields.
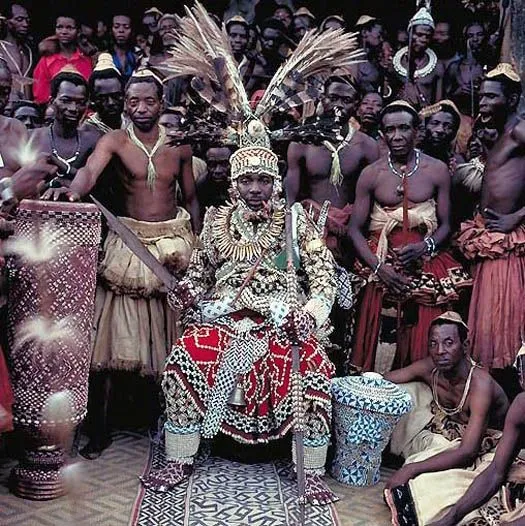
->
xmin=284 ymin=198 xmax=306 ymax=525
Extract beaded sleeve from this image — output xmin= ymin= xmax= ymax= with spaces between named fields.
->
xmin=179 ymin=207 xmax=218 ymax=299
xmin=294 ymin=203 xmax=336 ymax=328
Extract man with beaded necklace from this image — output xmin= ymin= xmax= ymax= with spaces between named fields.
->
xmin=392 ymin=3 xmax=444 ymax=109
xmin=349 ymin=100 xmax=471 ymax=373
xmin=29 ymin=66 xmax=100 ymax=189
xmin=140 ymin=119 xmax=340 ymax=506
xmin=383 ymin=311 xmax=508 ymax=526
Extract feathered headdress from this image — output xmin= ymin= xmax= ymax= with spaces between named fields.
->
xmin=156 ymin=1 xmax=364 ymax=186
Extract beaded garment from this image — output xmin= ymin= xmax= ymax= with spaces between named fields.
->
xmin=183 ymin=200 xmax=335 ymax=327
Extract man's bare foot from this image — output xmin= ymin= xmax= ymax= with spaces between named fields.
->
xmin=305 ymin=473 xmax=339 ymax=506
xmin=140 ymin=462 xmax=192 ymax=492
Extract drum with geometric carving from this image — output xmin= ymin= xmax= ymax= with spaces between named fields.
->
xmin=6 ymin=199 xmax=101 ymax=500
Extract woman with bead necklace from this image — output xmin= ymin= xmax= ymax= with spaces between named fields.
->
xmin=383 ymin=311 xmax=508 ymax=526
xmin=349 ymin=101 xmax=472 ymax=372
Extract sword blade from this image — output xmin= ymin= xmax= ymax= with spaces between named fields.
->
xmin=90 ymin=195 xmax=178 ymax=291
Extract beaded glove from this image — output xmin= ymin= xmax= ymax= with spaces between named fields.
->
xmin=282 ymin=309 xmax=316 ymax=344
xmin=167 ymin=281 xmax=195 ymax=312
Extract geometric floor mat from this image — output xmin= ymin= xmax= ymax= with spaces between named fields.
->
xmin=130 ymin=438 xmax=341 ymax=526
xmin=0 ymin=432 xmax=149 ymax=526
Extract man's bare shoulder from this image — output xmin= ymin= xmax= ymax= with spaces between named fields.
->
xmin=165 ymin=143 xmax=192 ymax=161
xmin=420 ymin=152 xmax=449 ymax=179
xmin=289 ymin=141 xmax=308 ymax=154
xmin=80 ymin=126 xmax=104 ymax=149
xmin=469 ymin=367 xmax=499 ymax=402
xmin=507 ymin=393 xmax=525 ymax=427
xmin=511 ymin=116 xmax=525 ymax=145
xmin=0 ymin=116 xmax=27 ymax=137
xmin=361 ymin=155 xmax=387 ymax=176
xmin=420 ymin=152 xmax=448 ymax=170
xmin=411 ymin=356 xmax=435 ymax=377
xmin=353 ymin=130 xmax=377 ymax=148
xmin=97 ymin=129 xmax=128 ymax=148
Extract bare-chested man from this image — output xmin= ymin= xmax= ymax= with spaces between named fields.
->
xmin=457 ymin=64 xmax=525 ymax=371
xmin=392 ymin=5 xmax=444 ymax=109
xmin=0 ymin=3 xmax=34 ymax=106
xmin=44 ymin=70 xmax=200 ymax=455
xmin=430 ymin=355 xmax=525 ymax=526
xmin=287 ymin=75 xmax=379 ymax=267
xmin=0 ymin=59 xmax=28 ymax=179
xmin=29 ymin=69 xmax=100 ymax=191
xmin=349 ymin=101 xmax=471 ymax=372
xmin=383 ymin=311 xmax=508 ymax=526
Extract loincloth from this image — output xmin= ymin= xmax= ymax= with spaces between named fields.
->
xmin=457 ymin=213 xmax=525 ymax=260
xmin=387 ymin=383 xmax=501 ymax=526
xmin=98 ymin=210 xmax=194 ymax=297
xmin=424 ymin=401 xmax=501 ymax=457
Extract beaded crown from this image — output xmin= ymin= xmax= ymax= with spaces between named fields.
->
xmin=230 ymin=119 xmax=280 ymax=190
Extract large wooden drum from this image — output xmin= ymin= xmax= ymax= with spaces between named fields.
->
xmin=6 ymin=200 xmax=101 ymax=500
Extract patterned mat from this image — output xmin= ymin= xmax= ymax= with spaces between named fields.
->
xmin=130 ymin=439 xmax=341 ymax=526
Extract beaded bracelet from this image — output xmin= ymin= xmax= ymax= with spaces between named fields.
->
xmin=424 ymin=236 xmax=436 ymax=255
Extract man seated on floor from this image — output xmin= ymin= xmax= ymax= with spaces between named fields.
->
xmin=140 ymin=121 xmax=340 ymax=506
xmin=383 ymin=311 xmax=509 ymax=526
xmin=430 ymin=351 xmax=525 ymax=526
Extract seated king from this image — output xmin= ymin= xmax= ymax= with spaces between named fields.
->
xmin=140 ymin=120 xmax=339 ymax=505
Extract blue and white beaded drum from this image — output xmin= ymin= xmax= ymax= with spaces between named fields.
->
xmin=330 ymin=373 xmax=413 ymax=486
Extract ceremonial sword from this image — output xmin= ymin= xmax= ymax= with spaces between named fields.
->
xmin=89 ymin=195 xmax=178 ymax=291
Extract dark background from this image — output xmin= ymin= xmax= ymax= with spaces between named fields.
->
xmin=1 ymin=0 xmax=495 ymax=41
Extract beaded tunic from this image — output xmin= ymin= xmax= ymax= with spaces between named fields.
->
xmin=183 ymin=201 xmax=337 ymax=328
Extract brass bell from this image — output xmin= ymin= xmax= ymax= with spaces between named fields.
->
xmin=228 ymin=376 xmax=247 ymax=407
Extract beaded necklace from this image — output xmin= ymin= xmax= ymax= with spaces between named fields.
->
xmin=49 ymin=124 xmax=81 ymax=166
xmin=431 ymin=358 xmax=478 ymax=416
xmin=213 ymin=203 xmax=285 ymax=263
xmin=393 ymin=47 xmax=437 ymax=79
xmin=388 ymin=149 xmax=421 ymax=196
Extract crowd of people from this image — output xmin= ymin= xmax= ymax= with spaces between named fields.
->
xmin=0 ymin=0 xmax=524 ymax=524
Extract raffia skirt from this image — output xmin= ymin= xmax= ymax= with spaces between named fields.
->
xmin=91 ymin=210 xmax=194 ymax=376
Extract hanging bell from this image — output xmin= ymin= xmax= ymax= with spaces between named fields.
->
xmin=228 ymin=376 xmax=247 ymax=407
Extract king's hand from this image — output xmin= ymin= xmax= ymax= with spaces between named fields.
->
xmin=167 ymin=281 xmax=195 ymax=311
xmin=282 ymin=309 xmax=316 ymax=344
